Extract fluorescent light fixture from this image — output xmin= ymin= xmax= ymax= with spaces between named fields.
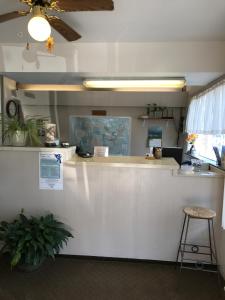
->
xmin=83 ymin=79 xmax=186 ymax=91
xmin=17 ymin=79 xmax=186 ymax=92
xmin=17 ymin=84 xmax=84 ymax=91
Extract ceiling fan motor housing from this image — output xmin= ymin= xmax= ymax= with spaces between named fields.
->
xmin=32 ymin=0 xmax=50 ymax=7
xmin=31 ymin=5 xmax=46 ymax=17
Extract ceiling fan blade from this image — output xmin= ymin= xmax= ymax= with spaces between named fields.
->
xmin=0 ymin=11 xmax=26 ymax=23
xmin=53 ymin=0 xmax=114 ymax=12
xmin=47 ymin=16 xmax=81 ymax=41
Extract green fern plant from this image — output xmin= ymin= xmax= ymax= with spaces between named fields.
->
xmin=25 ymin=118 xmax=43 ymax=146
xmin=3 ymin=116 xmax=47 ymax=146
xmin=0 ymin=211 xmax=73 ymax=268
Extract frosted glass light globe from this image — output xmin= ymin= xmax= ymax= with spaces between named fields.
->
xmin=28 ymin=16 xmax=51 ymax=42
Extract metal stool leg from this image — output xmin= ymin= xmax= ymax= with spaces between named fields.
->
xmin=210 ymin=218 xmax=221 ymax=284
xmin=176 ymin=214 xmax=187 ymax=265
xmin=208 ymin=219 xmax=213 ymax=265
xmin=180 ymin=215 xmax=190 ymax=271
xmin=211 ymin=219 xmax=219 ymax=271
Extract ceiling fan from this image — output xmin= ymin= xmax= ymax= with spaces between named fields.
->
xmin=0 ymin=0 xmax=114 ymax=42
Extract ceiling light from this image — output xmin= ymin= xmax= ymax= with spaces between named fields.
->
xmin=17 ymin=84 xmax=84 ymax=91
xmin=28 ymin=16 xmax=51 ymax=41
xmin=83 ymin=79 xmax=186 ymax=91
xmin=28 ymin=6 xmax=51 ymax=42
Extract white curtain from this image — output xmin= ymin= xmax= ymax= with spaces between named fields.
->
xmin=186 ymin=82 xmax=225 ymax=134
xmin=186 ymin=80 xmax=225 ymax=229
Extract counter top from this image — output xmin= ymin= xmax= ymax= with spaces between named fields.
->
xmin=173 ymin=170 xmax=223 ymax=178
xmin=68 ymin=155 xmax=180 ymax=170
xmin=0 ymin=146 xmax=76 ymax=152
xmin=0 ymin=146 xmax=76 ymax=160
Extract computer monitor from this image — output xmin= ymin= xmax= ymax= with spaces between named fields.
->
xmin=162 ymin=147 xmax=183 ymax=165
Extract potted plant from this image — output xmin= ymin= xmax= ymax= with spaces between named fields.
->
xmin=4 ymin=117 xmax=28 ymax=146
xmin=4 ymin=117 xmax=46 ymax=147
xmin=25 ymin=117 xmax=45 ymax=146
xmin=0 ymin=210 xmax=73 ymax=271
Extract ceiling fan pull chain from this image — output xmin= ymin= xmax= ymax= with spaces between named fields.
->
xmin=46 ymin=36 xmax=55 ymax=52
xmin=26 ymin=42 xmax=30 ymax=51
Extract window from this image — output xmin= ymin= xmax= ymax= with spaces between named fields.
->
xmin=194 ymin=134 xmax=225 ymax=161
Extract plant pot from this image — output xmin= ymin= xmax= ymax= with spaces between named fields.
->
xmin=11 ymin=130 xmax=27 ymax=147
xmin=17 ymin=259 xmax=45 ymax=272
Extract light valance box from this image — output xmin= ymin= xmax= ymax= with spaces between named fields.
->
xmin=186 ymin=79 xmax=225 ymax=134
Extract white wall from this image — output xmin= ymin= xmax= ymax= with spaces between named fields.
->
xmin=17 ymin=90 xmax=51 ymax=119
xmin=55 ymin=91 xmax=186 ymax=154
xmin=57 ymin=106 xmax=182 ymax=155
xmin=3 ymin=89 xmax=186 ymax=154
xmin=56 ymin=91 xmax=188 ymax=107
xmin=0 ymin=77 xmax=17 ymax=144
xmin=1 ymin=77 xmax=51 ymax=119
xmin=1 ymin=42 xmax=225 ymax=76
xmin=13 ymin=90 xmax=186 ymax=155
xmin=0 ymin=77 xmax=186 ymax=153
xmin=2 ymin=76 xmax=16 ymax=110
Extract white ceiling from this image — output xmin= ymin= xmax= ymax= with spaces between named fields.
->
xmin=1 ymin=1 xmax=225 ymax=89
xmin=0 ymin=0 xmax=225 ymax=43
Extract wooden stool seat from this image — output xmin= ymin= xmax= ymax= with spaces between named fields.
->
xmin=183 ymin=206 xmax=216 ymax=219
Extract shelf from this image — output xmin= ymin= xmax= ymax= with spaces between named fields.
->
xmin=138 ymin=116 xmax=174 ymax=120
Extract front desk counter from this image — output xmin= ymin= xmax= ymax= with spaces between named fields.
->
xmin=0 ymin=150 xmax=224 ymax=271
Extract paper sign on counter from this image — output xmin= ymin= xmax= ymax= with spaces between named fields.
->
xmin=39 ymin=152 xmax=63 ymax=190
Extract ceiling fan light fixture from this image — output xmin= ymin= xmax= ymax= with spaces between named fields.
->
xmin=0 ymin=1 xmax=116 ymax=43
xmin=28 ymin=15 xmax=51 ymax=42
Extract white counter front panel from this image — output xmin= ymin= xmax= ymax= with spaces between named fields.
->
xmin=0 ymin=151 xmax=224 ymax=267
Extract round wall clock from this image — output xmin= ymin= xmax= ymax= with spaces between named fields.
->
xmin=6 ymin=100 xmax=19 ymax=118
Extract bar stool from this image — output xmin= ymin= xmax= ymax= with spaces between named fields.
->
xmin=176 ymin=206 xmax=218 ymax=273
